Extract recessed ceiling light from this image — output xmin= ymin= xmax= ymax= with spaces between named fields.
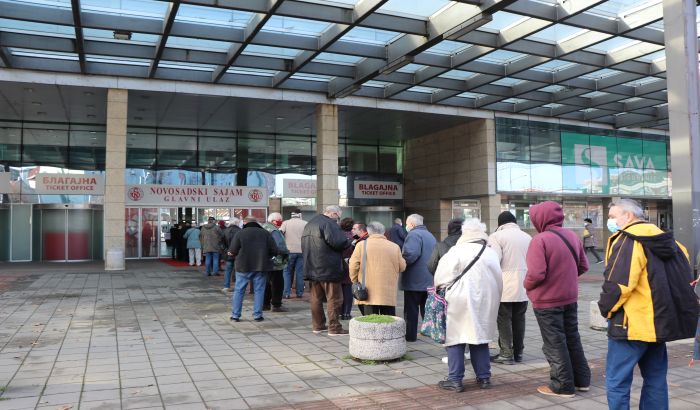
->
xmin=303 ymin=127 xmax=310 ymax=130
xmin=89 ymin=131 xmax=96 ymax=134
xmin=31 ymin=101 xmax=41 ymax=106
xmin=113 ymin=30 xmax=132 ymax=40
xmin=276 ymin=117 xmax=285 ymax=120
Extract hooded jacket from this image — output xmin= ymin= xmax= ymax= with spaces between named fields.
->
xmin=524 ymin=201 xmax=589 ymax=309
xmin=598 ymin=221 xmax=699 ymax=342
xmin=301 ymin=214 xmax=350 ymax=282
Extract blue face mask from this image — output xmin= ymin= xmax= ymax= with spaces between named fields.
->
xmin=607 ymin=218 xmax=619 ymax=234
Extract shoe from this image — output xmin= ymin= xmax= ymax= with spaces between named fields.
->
xmin=576 ymin=386 xmax=590 ymax=392
xmin=262 ymin=304 xmax=271 ymax=311
xmin=221 ymin=287 xmax=230 ymax=293
xmin=514 ymin=354 xmax=523 ymax=363
xmin=491 ymin=355 xmax=515 ymax=365
xmin=437 ymin=380 xmax=464 ymax=392
xmin=596 ymin=260 xmax=604 ymax=264
xmin=537 ymin=385 xmax=575 ymax=398
xmin=271 ymin=306 xmax=288 ymax=312
xmin=328 ymin=329 xmax=349 ymax=336
xmin=229 ymin=317 xmax=240 ymax=322
xmin=312 ymin=326 xmax=328 ymax=334
xmin=476 ymin=377 xmax=492 ymax=390
xmin=189 ymin=263 xmax=194 ymax=266
xmin=253 ymin=317 xmax=264 ymax=322
xmin=283 ymin=295 xmax=290 ymax=299
xmin=296 ymin=294 xmax=303 ymax=298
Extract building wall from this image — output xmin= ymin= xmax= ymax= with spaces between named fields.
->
xmin=404 ymin=119 xmax=497 ymax=239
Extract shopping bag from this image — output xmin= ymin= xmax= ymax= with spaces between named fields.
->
xmin=420 ymin=286 xmax=447 ymax=344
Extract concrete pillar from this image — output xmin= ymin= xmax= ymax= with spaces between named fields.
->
xmin=315 ymin=104 xmax=339 ymax=213
xmin=663 ymin=0 xmax=700 ymax=260
xmin=104 ymin=88 xmax=128 ymax=270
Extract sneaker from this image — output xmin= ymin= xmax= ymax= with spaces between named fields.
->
xmin=537 ymin=385 xmax=575 ymax=398
xmin=596 ymin=260 xmax=604 ymax=264
xmin=437 ymin=380 xmax=464 ymax=392
xmin=476 ymin=377 xmax=492 ymax=389
xmin=328 ymin=329 xmax=349 ymax=336
xmin=229 ymin=317 xmax=240 ymax=322
xmin=576 ymin=386 xmax=590 ymax=392
xmin=253 ymin=317 xmax=264 ymax=322
xmin=312 ymin=326 xmax=328 ymax=334
xmin=283 ymin=295 xmax=290 ymax=299
xmin=491 ymin=355 xmax=515 ymax=365
xmin=296 ymin=294 xmax=303 ymax=298
xmin=271 ymin=306 xmax=288 ymax=312
xmin=221 ymin=287 xmax=230 ymax=293
xmin=514 ymin=354 xmax=523 ymax=363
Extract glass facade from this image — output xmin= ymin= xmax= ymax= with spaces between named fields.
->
xmin=496 ymin=118 xmax=670 ymax=197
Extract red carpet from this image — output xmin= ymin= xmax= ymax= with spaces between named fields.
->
xmin=160 ymin=258 xmax=194 ymax=268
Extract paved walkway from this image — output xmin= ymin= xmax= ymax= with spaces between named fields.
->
xmin=0 ymin=260 xmax=697 ymax=410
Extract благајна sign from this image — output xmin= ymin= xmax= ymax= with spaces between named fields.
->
xmin=283 ymin=179 xmax=316 ymax=198
xmin=353 ymin=181 xmax=403 ymax=199
xmin=36 ymin=173 xmax=105 ymax=195
xmin=125 ymin=184 xmax=269 ymax=207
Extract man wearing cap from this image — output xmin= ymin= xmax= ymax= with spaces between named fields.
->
xmin=488 ymin=211 xmax=532 ymax=365
xmin=201 ymin=216 xmax=224 ymax=276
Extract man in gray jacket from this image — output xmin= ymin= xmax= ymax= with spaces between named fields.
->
xmin=401 ymin=214 xmax=437 ymax=342
xmin=280 ymin=209 xmax=308 ymax=298
xmin=200 ymin=216 xmax=224 ymax=276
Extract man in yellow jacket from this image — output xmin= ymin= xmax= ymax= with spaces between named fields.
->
xmin=598 ymin=199 xmax=699 ymax=410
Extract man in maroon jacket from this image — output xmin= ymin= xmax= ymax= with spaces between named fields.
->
xmin=524 ymin=201 xmax=591 ymax=398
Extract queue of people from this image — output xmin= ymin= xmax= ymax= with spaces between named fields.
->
xmin=192 ymin=199 xmax=697 ymax=407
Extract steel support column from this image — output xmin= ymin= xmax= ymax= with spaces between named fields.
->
xmin=663 ymin=0 xmax=700 ymax=262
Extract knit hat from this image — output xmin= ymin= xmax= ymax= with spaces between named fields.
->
xmin=497 ymin=211 xmax=517 ymax=227
xmin=447 ymin=218 xmax=464 ymax=235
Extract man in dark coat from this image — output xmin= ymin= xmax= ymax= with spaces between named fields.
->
xmin=389 ymin=218 xmax=407 ymax=248
xmin=427 ymin=218 xmax=463 ymax=274
xmin=228 ymin=216 xmax=279 ymax=322
xmin=301 ymin=205 xmax=351 ymax=335
xmin=170 ymin=223 xmax=181 ymax=260
xmin=222 ymin=218 xmax=241 ymax=293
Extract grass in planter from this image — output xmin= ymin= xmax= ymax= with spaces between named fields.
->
xmin=354 ymin=314 xmax=395 ymax=324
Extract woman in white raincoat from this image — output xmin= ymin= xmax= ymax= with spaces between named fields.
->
xmin=435 ymin=218 xmax=503 ymax=392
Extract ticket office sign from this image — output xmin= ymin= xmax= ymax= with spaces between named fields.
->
xmin=353 ymin=181 xmax=403 ymax=199
xmin=283 ymin=179 xmax=317 ymax=198
xmin=36 ymin=173 xmax=105 ymax=195
xmin=125 ymin=184 xmax=269 ymax=207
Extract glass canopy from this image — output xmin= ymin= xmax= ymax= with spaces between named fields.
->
xmin=0 ymin=0 xmax=682 ymax=129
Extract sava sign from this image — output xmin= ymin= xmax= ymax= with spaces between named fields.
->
xmin=36 ymin=173 xmax=105 ymax=194
xmin=125 ymin=184 xmax=269 ymax=207
xmin=283 ymin=179 xmax=316 ymax=198
xmin=353 ymin=181 xmax=403 ymax=199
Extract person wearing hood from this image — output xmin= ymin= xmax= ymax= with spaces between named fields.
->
xmin=598 ymin=199 xmax=699 ymax=410
xmin=488 ymin=211 xmax=532 ymax=365
xmin=401 ymin=213 xmax=437 ymax=342
xmin=228 ymin=216 xmax=279 ymax=322
xmin=434 ymin=218 xmax=502 ymax=392
xmin=200 ymin=216 xmax=224 ymax=276
xmin=427 ymin=218 xmax=464 ymax=275
xmin=524 ymin=201 xmax=590 ymax=398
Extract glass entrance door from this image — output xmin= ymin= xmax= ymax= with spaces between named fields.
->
xmin=125 ymin=207 xmax=159 ymax=259
xmin=39 ymin=206 xmax=101 ymax=261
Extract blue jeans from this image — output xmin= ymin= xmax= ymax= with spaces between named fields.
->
xmin=606 ymin=338 xmax=668 ymax=410
xmin=446 ymin=343 xmax=490 ymax=382
xmin=283 ymin=253 xmax=304 ymax=297
xmin=204 ymin=251 xmax=220 ymax=275
xmin=223 ymin=259 xmax=234 ymax=288
xmin=231 ymin=271 xmax=267 ymax=320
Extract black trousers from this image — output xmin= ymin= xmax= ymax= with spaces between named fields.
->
xmin=585 ymin=246 xmax=603 ymax=263
xmin=341 ymin=283 xmax=353 ymax=315
xmin=497 ymin=301 xmax=528 ymax=359
xmin=264 ymin=270 xmax=284 ymax=308
xmin=364 ymin=305 xmax=396 ymax=316
xmin=404 ymin=290 xmax=427 ymax=341
xmin=534 ymin=303 xmax=591 ymax=394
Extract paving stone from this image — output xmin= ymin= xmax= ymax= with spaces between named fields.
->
xmin=205 ymin=398 xmax=249 ymax=409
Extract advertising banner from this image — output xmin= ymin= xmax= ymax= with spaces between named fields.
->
xmin=0 ymin=173 xmax=9 ymax=193
xmin=125 ymin=184 xmax=269 ymax=207
xmin=353 ymin=180 xmax=403 ymax=199
xmin=35 ymin=173 xmax=105 ymax=195
xmin=283 ymin=179 xmax=317 ymax=198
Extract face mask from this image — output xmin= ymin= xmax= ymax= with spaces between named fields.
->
xmin=406 ymin=225 xmax=412 ymax=232
xmin=272 ymin=220 xmax=282 ymax=228
xmin=607 ymin=218 xmax=619 ymax=234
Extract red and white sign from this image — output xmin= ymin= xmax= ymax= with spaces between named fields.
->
xmin=125 ymin=184 xmax=269 ymax=207
xmin=353 ymin=180 xmax=403 ymax=199
xmin=283 ymin=179 xmax=317 ymax=198
xmin=0 ymin=173 xmax=10 ymax=193
xmin=36 ymin=173 xmax=105 ymax=195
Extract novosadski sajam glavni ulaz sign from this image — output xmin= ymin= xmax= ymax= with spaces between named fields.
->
xmin=125 ymin=184 xmax=269 ymax=207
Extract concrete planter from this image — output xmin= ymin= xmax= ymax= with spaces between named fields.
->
xmin=348 ymin=316 xmax=406 ymax=361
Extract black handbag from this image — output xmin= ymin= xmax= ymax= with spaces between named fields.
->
xmin=352 ymin=241 xmax=369 ymax=301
